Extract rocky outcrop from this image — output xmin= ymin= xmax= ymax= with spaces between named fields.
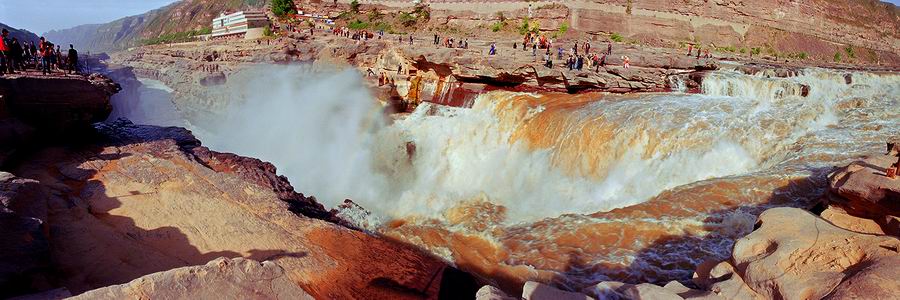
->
xmin=0 ymin=172 xmax=52 ymax=299
xmin=726 ymin=208 xmax=898 ymax=300
xmin=71 ymin=257 xmax=314 ymax=300
xmin=0 ymin=119 xmax=478 ymax=299
xmin=0 ymin=74 xmax=117 ymax=132
xmin=489 ymin=205 xmax=899 ymax=300
xmin=0 ymin=73 xmax=118 ymax=166
xmin=825 ymin=153 xmax=900 ymax=235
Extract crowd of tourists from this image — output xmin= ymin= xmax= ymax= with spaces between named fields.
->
xmin=0 ymin=29 xmax=80 ymax=76
xmin=433 ymin=34 xmax=468 ymax=49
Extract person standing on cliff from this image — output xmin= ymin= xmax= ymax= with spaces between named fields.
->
xmin=0 ymin=29 xmax=10 ymax=75
xmin=67 ymin=44 xmax=79 ymax=75
xmin=10 ymin=38 xmax=23 ymax=72
xmin=39 ymin=38 xmax=51 ymax=75
xmin=607 ymin=41 xmax=612 ymax=55
xmin=55 ymin=45 xmax=62 ymax=71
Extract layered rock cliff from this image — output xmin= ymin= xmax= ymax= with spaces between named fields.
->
xmin=353 ymin=0 xmax=900 ymax=65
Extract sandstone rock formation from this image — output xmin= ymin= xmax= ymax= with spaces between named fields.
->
xmin=703 ymin=207 xmax=899 ymax=300
xmin=0 ymin=74 xmax=118 ymax=165
xmin=476 ymin=285 xmax=518 ymax=300
xmin=0 ymin=172 xmax=52 ymax=298
xmin=1 ymin=119 xmax=477 ymax=299
xmin=522 ymin=281 xmax=594 ymax=300
xmin=825 ymin=153 xmax=900 ymax=235
xmin=71 ymin=257 xmax=314 ymax=300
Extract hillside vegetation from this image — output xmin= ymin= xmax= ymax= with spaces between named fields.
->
xmin=45 ymin=0 xmax=269 ymax=52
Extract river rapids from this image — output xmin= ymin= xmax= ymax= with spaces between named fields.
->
xmin=119 ymin=65 xmax=900 ymax=292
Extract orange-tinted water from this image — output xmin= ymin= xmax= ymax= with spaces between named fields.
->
xmin=374 ymin=69 xmax=900 ymax=292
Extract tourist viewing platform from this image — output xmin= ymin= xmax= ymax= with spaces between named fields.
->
xmin=211 ymin=11 xmax=271 ymax=40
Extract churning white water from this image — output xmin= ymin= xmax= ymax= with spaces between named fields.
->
xmin=123 ymin=64 xmax=900 ymax=224
xmin=108 ymin=78 xmax=188 ymax=127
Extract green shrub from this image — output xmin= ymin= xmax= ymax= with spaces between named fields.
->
xmin=413 ymin=4 xmax=430 ymax=21
xmin=557 ymin=22 xmax=569 ymax=37
xmin=373 ymin=22 xmax=392 ymax=32
xmin=610 ymin=33 xmax=624 ymax=42
xmin=739 ymin=48 xmax=747 ymax=54
xmin=844 ymin=45 xmax=856 ymax=59
xmin=399 ymin=12 xmax=417 ymax=27
xmin=348 ymin=19 xmax=369 ymax=30
xmin=271 ymin=0 xmax=296 ymax=17
xmin=751 ymin=47 xmax=761 ymax=55
xmin=263 ymin=26 xmax=274 ymax=37
xmin=518 ymin=17 xmax=539 ymax=35
xmin=350 ymin=0 xmax=360 ymax=13
xmin=834 ymin=52 xmax=842 ymax=62
xmin=797 ymin=52 xmax=808 ymax=59
xmin=491 ymin=21 xmax=506 ymax=32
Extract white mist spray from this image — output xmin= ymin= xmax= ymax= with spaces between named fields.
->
xmin=180 ymin=65 xmax=898 ymax=224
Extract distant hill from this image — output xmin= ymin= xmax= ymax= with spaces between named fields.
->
xmin=0 ymin=23 xmax=40 ymax=45
xmin=45 ymin=0 xmax=269 ymax=53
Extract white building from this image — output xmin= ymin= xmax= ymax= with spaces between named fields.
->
xmin=211 ymin=11 xmax=270 ymax=39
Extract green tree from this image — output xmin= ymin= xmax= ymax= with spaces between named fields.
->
xmin=610 ymin=33 xmax=624 ymax=42
xmin=350 ymin=0 xmax=360 ymax=14
xmin=271 ymin=0 xmax=296 ymax=17
xmin=399 ymin=12 xmax=417 ymax=27
xmin=844 ymin=45 xmax=856 ymax=59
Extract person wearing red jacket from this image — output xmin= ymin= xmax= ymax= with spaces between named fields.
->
xmin=0 ymin=29 xmax=10 ymax=75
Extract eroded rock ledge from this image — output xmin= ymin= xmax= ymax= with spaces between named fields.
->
xmin=1 ymin=119 xmax=480 ymax=299
xmin=0 ymin=74 xmax=119 ymax=166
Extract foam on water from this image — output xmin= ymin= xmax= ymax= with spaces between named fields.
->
xmin=119 ymin=64 xmax=900 ymax=287
xmin=123 ymin=64 xmax=899 ymax=226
